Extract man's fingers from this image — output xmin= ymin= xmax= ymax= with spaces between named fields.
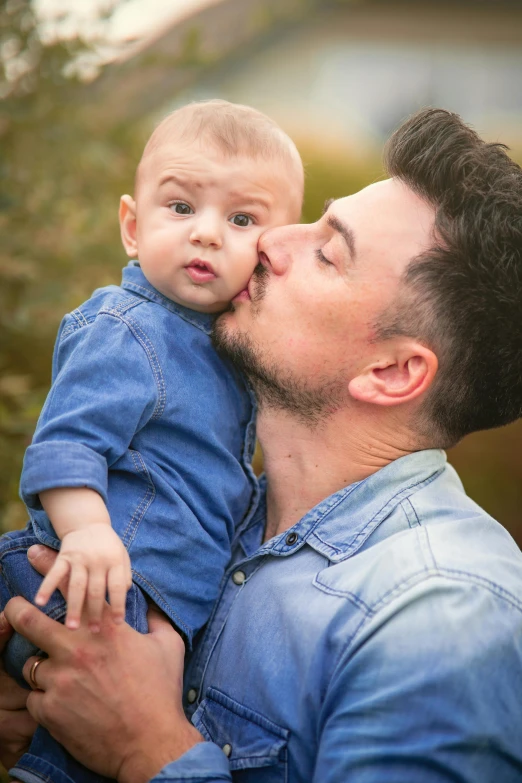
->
xmin=0 ymin=611 xmax=13 ymax=651
xmin=27 ymin=544 xmax=58 ymax=578
xmin=29 ymin=544 xmax=71 ymax=601
xmin=146 ymin=605 xmax=184 ymax=651
xmin=107 ymin=567 xmax=128 ymax=625
xmin=35 ymin=558 xmax=70 ymax=607
xmin=64 ymin=564 xmax=88 ymax=630
xmin=22 ymin=655 xmax=50 ymax=692
xmin=0 ymin=706 xmax=37 ymax=772
xmin=86 ymin=570 xmax=106 ymax=633
xmin=4 ymin=597 xmax=67 ymax=656
xmin=0 ymin=702 xmax=37 ymax=736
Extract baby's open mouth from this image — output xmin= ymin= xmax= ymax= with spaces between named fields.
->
xmin=186 ymin=259 xmax=217 ymax=283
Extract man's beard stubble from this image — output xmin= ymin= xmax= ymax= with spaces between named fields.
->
xmin=212 ymin=263 xmax=348 ymax=428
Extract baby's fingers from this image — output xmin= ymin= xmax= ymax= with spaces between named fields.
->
xmin=35 ymin=558 xmax=71 ymax=608
xmin=86 ymin=569 xmax=107 ymax=633
xmin=107 ymin=566 xmax=130 ymax=625
xmin=65 ymin=564 xmax=88 ymax=630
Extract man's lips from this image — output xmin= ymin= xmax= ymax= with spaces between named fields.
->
xmin=185 ymin=259 xmax=217 ymax=283
xmin=233 ymin=258 xmax=267 ymax=303
xmin=232 ymin=287 xmax=251 ymax=303
xmin=233 ymin=274 xmax=256 ymax=303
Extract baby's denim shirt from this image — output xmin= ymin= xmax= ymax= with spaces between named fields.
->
xmin=20 ymin=261 xmax=258 ymax=643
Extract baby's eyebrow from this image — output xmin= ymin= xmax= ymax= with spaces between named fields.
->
xmin=227 ymin=191 xmax=271 ymax=211
xmin=158 ymin=174 xmax=192 ymax=188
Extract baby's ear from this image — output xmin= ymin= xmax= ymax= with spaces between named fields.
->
xmin=119 ymin=195 xmax=138 ymax=257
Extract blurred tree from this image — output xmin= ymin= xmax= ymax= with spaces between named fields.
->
xmin=0 ymin=0 xmax=143 ymax=531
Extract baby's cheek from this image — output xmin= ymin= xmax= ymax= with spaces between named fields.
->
xmin=240 ymin=236 xmax=262 ymax=272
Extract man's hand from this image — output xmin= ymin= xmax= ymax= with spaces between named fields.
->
xmin=0 ymin=612 xmax=38 ymax=771
xmin=5 ymin=582 xmax=203 ymax=783
xmin=35 ymin=523 xmax=132 ymax=632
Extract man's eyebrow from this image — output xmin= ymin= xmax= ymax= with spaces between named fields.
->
xmin=326 ymin=214 xmax=357 ymax=262
xmin=322 ymin=198 xmax=334 ymax=215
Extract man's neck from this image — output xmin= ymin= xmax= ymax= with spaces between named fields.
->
xmin=258 ymin=406 xmax=419 ymax=541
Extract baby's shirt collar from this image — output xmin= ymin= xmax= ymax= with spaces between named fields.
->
xmin=121 ymin=260 xmax=216 ymax=334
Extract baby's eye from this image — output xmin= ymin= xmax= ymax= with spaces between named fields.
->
xmin=230 ymin=213 xmax=253 ymax=227
xmin=170 ymin=202 xmax=193 ymax=215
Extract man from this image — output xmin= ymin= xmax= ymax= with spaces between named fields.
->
xmin=1 ymin=108 xmax=522 ymax=782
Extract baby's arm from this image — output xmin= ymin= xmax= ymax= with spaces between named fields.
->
xmin=36 ymin=487 xmax=132 ymax=632
xmin=21 ymin=312 xmax=159 ymax=631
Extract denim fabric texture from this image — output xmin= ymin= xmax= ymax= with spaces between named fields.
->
xmin=150 ymin=450 xmax=522 ymax=782
xmin=3 ymin=261 xmax=257 ymax=783
xmin=19 ymin=261 xmax=258 ymax=642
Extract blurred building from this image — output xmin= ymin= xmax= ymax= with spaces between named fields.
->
xmin=95 ymin=0 xmax=522 ymax=155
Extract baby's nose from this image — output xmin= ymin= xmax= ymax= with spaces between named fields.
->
xmin=190 ymin=215 xmax=222 ymax=248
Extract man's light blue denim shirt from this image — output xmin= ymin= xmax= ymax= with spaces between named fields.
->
xmin=19 ymin=262 xmax=258 ymax=642
xmin=152 ymin=449 xmax=522 ymax=782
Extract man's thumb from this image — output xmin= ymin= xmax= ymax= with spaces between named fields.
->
xmin=0 ymin=611 xmax=13 ymax=641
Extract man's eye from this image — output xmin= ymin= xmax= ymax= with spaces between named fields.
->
xmin=315 ymin=248 xmax=334 ymax=267
xmin=230 ymin=214 xmax=253 ymax=227
xmin=170 ymin=202 xmax=193 ymax=215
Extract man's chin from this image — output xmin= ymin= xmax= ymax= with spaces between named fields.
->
xmin=215 ymin=305 xmax=237 ymax=326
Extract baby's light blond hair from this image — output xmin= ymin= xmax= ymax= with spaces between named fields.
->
xmin=136 ymin=100 xmax=304 ymax=213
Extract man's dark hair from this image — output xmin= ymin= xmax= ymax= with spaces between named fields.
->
xmin=378 ymin=107 xmax=522 ymax=446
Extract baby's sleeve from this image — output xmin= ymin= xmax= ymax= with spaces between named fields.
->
xmin=20 ymin=311 xmax=159 ymax=512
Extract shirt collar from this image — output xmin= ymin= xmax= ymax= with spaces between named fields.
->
xmin=241 ymin=449 xmax=447 ymax=561
xmin=121 ymin=261 xmax=216 ymax=334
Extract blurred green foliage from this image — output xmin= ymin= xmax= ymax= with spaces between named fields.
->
xmin=1 ymin=0 xmax=521 ymax=550
xmin=0 ymin=0 xmax=145 ymax=530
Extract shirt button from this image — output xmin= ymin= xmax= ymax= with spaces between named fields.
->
xmin=186 ymin=689 xmax=198 ymax=704
xmin=232 ymin=570 xmax=246 ymax=585
xmin=285 ymin=531 xmax=298 ymax=546
xmin=222 ymin=743 xmax=232 ymax=757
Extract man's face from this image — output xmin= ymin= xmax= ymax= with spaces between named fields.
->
xmin=122 ymin=140 xmax=302 ymax=313
xmin=214 ymin=178 xmax=435 ymax=421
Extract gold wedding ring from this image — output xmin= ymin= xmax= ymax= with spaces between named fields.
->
xmin=29 ymin=657 xmax=45 ymax=689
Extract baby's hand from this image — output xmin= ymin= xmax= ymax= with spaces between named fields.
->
xmin=35 ymin=525 xmax=132 ymax=633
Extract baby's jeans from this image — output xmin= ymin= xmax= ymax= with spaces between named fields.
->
xmin=0 ymin=524 xmax=149 ymax=783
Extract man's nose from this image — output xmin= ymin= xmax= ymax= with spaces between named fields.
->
xmin=189 ymin=212 xmax=222 ymax=249
xmin=258 ymin=223 xmax=303 ymax=275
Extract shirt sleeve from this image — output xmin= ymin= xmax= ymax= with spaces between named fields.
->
xmin=21 ymin=312 xmax=159 ymax=510
xmin=150 ymin=742 xmax=231 ymax=782
xmin=312 ymin=577 xmax=522 ymax=782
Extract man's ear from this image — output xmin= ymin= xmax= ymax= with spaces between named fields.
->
xmin=119 ymin=195 xmax=138 ymax=257
xmin=348 ymin=341 xmax=438 ymax=407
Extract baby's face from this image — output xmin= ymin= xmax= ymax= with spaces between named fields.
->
xmin=120 ymin=140 xmax=302 ymax=313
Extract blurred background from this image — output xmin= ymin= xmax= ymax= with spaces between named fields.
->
xmin=1 ymin=0 xmax=521 ymax=544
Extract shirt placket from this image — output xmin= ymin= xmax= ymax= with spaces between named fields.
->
xmin=183 ymin=544 xmax=266 ymax=718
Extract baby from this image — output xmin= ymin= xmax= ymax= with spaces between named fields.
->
xmin=0 ymin=99 xmax=304 ymax=783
